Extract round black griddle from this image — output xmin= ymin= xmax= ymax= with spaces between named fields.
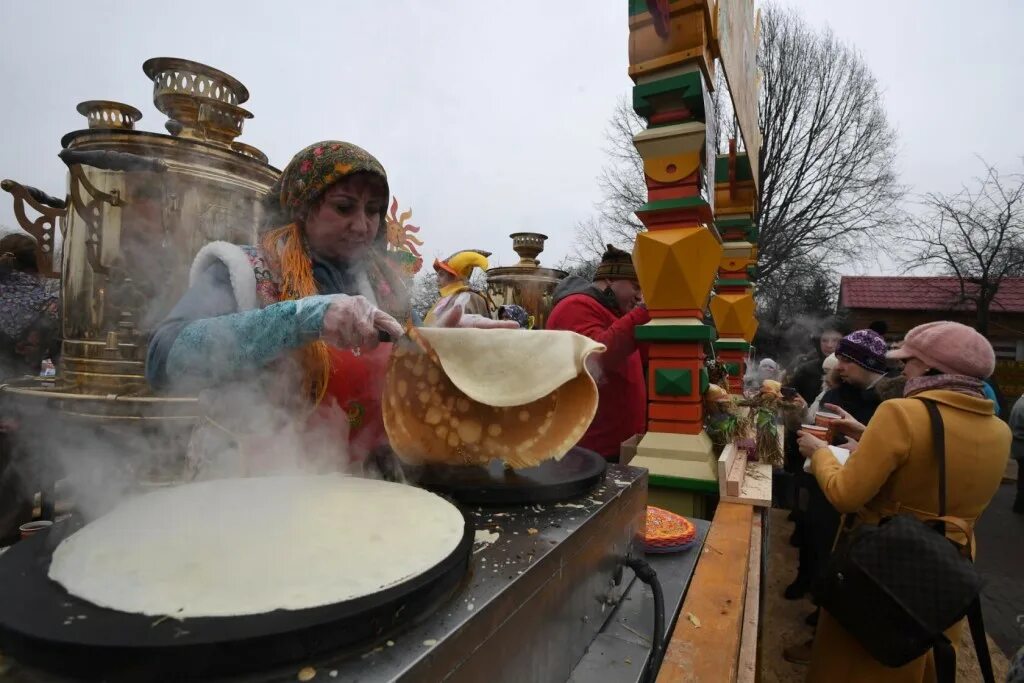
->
xmin=0 ymin=513 xmax=473 ymax=680
xmin=412 ymin=447 xmax=607 ymax=505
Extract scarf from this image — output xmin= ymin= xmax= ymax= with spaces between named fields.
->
xmin=903 ymin=374 xmax=986 ymax=400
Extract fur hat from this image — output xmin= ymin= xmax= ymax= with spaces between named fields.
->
xmin=835 ymin=329 xmax=888 ymax=374
xmin=887 ymin=321 xmax=995 ymax=379
xmin=593 ymin=244 xmax=637 ymax=282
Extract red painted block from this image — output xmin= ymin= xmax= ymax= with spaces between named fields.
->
xmin=648 ymin=419 xmax=703 ymax=435
xmin=649 ymin=308 xmax=705 ymax=319
xmin=649 ymin=402 xmax=703 ymax=422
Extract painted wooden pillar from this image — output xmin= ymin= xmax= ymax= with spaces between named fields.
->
xmin=710 ymin=146 xmax=759 ymax=392
xmin=628 ymin=0 xmax=723 ymax=498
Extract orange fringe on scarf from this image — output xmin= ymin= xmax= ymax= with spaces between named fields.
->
xmin=260 ymin=223 xmax=331 ymax=405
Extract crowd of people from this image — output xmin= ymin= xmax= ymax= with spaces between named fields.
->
xmin=769 ymin=319 xmax=1016 ymax=682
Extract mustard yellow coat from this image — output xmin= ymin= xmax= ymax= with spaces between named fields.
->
xmin=807 ymin=389 xmax=1010 ymax=683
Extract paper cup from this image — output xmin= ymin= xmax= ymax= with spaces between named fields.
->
xmin=19 ymin=520 xmax=53 ymax=540
xmin=800 ymin=424 xmax=829 ymax=441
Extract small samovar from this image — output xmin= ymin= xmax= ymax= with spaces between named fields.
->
xmin=485 ymin=233 xmax=567 ymax=330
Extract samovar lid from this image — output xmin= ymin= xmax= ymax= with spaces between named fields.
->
xmin=142 ymin=57 xmax=250 ymax=104
xmin=75 ymin=101 xmax=143 ymax=130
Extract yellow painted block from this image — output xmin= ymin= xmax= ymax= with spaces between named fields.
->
xmin=643 ymin=152 xmax=701 ymax=184
xmin=709 ymin=291 xmax=758 ymax=342
xmin=721 ymin=241 xmax=755 ymax=258
xmin=634 ymin=227 xmax=723 ymax=310
xmin=720 ymin=256 xmax=755 ymax=272
xmin=632 ymin=430 xmax=717 ymax=481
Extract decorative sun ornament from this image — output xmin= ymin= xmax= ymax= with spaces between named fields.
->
xmin=385 ymin=197 xmax=425 ymax=276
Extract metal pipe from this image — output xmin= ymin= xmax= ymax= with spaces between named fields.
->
xmin=58 ymin=148 xmax=168 ymax=173
xmin=0 ymin=383 xmax=198 ymax=404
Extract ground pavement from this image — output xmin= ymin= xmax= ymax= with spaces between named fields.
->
xmin=974 ymin=472 xmax=1024 ymax=660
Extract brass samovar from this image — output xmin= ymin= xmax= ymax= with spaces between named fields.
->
xmin=1 ymin=58 xmax=279 ymax=481
xmin=485 ymin=233 xmax=566 ymax=330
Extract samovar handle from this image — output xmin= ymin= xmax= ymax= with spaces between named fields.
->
xmin=57 ymin=149 xmax=167 ymax=275
xmin=23 ymin=185 xmax=67 ymax=209
xmin=0 ymin=178 xmax=66 ymax=278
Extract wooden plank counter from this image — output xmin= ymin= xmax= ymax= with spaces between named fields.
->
xmin=657 ymin=502 xmax=756 ymax=683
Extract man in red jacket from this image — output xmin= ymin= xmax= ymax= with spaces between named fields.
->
xmin=546 ymin=245 xmax=650 ymax=460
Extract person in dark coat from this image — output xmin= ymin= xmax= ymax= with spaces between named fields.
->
xmin=783 ymin=329 xmax=890 ymax=665
xmin=1010 ymin=394 xmax=1024 ymax=513
xmin=546 ymin=245 xmax=649 ymax=460
xmin=789 ymin=320 xmax=845 ymax=405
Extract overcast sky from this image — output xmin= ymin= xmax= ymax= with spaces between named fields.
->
xmin=1 ymin=1 xmax=1022 ymax=273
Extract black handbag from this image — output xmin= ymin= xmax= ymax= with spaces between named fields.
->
xmin=816 ymin=399 xmax=995 ymax=683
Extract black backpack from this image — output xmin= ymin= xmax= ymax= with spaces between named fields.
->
xmin=817 ymin=398 xmax=995 ymax=683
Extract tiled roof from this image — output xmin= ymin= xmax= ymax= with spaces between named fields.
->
xmin=839 ymin=276 xmax=1024 ymax=313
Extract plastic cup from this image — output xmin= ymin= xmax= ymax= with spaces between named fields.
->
xmin=19 ymin=520 xmax=53 ymax=540
xmin=814 ymin=410 xmax=841 ymax=428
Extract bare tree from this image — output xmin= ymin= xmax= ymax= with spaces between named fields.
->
xmin=409 ymin=270 xmax=439 ymax=321
xmin=407 ymin=268 xmax=491 ymax=322
xmin=570 ymin=2 xmax=903 ymax=285
xmin=902 ymin=160 xmax=1024 ymax=335
xmin=567 ymin=101 xmax=647 ymax=268
xmin=756 ymin=5 xmax=902 ymax=279
xmin=753 ymin=255 xmax=840 ymax=364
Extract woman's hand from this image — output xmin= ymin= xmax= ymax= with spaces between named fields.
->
xmin=789 ymin=393 xmax=808 ymax=411
xmin=840 ymin=437 xmax=859 ymax=453
xmin=320 ymin=295 xmax=403 ymax=350
xmin=797 ymin=430 xmax=828 ymax=458
xmin=823 ymin=403 xmax=866 ymax=438
xmin=434 ymin=305 xmax=519 ymax=330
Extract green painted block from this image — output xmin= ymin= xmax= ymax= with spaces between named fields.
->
xmin=715 ymin=216 xmax=754 ymax=230
xmin=628 ymin=0 xmax=648 ymax=16
xmin=648 ymin=474 xmax=720 ymax=493
xmin=714 ymin=339 xmax=752 ymax=351
xmin=715 ymin=278 xmax=752 ymax=288
xmin=633 ymin=71 xmax=706 ymax=120
xmin=746 ymin=264 xmax=759 ymax=279
xmin=714 ymin=153 xmax=754 ymax=183
xmin=655 ymin=368 xmax=693 ymax=396
xmin=699 ymin=368 xmax=710 ymax=394
xmin=715 ymin=220 xmax=758 ymax=242
xmin=637 ymin=195 xmax=710 ymax=214
xmin=723 ymin=362 xmax=741 ymax=377
xmin=635 ymin=323 xmax=716 ymax=342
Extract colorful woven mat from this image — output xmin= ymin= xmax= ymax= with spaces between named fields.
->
xmin=642 ymin=505 xmax=697 ymax=553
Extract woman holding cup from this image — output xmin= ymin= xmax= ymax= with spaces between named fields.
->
xmin=796 ymin=322 xmax=1010 ymax=682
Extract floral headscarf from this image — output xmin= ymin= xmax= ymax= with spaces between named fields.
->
xmin=258 ymin=141 xmax=408 ymax=405
xmin=266 ymin=141 xmax=389 ymax=229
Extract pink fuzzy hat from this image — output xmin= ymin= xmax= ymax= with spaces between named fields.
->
xmin=887 ymin=321 xmax=995 ymax=378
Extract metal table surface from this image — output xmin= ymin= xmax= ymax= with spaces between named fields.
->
xmin=0 ymin=465 xmax=648 ymax=683
xmin=568 ymin=519 xmax=710 ymax=683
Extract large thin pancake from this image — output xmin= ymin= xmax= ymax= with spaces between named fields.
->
xmin=383 ymin=329 xmax=604 ymax=469
xmin=413 ymin=328 xmax=604 ymax=407
xmin=48 ymin=475 xmax=465 ymax=618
